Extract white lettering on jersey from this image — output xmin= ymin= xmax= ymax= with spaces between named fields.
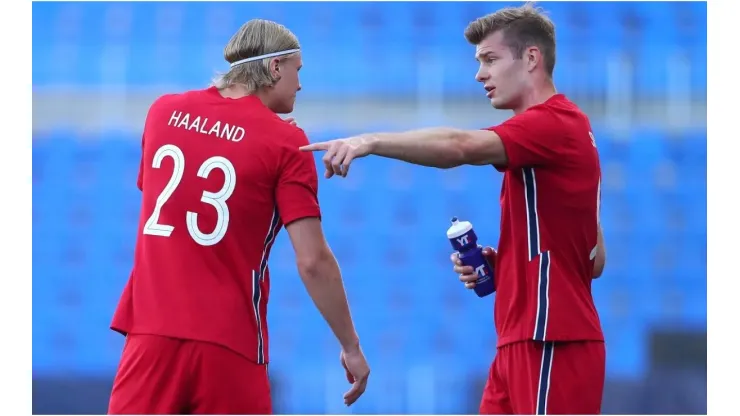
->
xmin=167 ymin=110 xmax=245 ymax=142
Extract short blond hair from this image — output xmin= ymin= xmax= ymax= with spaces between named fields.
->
xmin=213 ymin=19 xmax=300 ymax=92
xmin=464 ymin=3 xmax=556 ymax=76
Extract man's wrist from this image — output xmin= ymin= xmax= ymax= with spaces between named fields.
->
xmin=341 ymin=335 xmax=361 ymax=353
xmin=362 ymin=133 xmax=379 ymax=155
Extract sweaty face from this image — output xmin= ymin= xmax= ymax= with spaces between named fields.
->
xmin=270 ymin=53 xmax=302 ymax=114
xmin=474 ymin=31 xmax=528 ymax=110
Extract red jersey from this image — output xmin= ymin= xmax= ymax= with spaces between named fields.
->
xmin=486 ymin=94 xmax=604 ymax=347
xmin=111 ymin=87 xmax=321 ymax=364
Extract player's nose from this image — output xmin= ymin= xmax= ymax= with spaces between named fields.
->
xmin=475 ymin=69 xmax=488 ymax=83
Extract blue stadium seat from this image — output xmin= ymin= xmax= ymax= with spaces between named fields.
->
xmin=34 ymin=3 xmax=706 ymax=101
xmin=643 ymin=368 xmax=707 ymax=414
xmin=32 ymin=1 xmax=706 ymax=100
xmin=602 ymin=316 xmax=648 ymax=378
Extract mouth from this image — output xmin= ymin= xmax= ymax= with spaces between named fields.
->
xmin=485 ymin=86 xmax=495 ymax=99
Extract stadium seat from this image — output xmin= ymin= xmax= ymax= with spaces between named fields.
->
xmin=601 ymin=316 xmax=648 ymax=378
xmin=32 ymin=1 xmax=706 ymax=100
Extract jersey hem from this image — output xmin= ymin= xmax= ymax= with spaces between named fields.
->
xmin=496 ymin=333 xmax=605 ymax=348
xmin=110 ymin=326 xmax=269 ymax=365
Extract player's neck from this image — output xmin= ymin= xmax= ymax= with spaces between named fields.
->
xmin=219 ymin=84 xmax=251 ymax=100
xmin=218 ymin=85 xmax=277 ymax=112
xmin=513 ymin=81 xmax=557 ymax=115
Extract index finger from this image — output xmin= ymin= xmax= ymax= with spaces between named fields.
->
xmin=450 ymin=252 xmax=461 ymax=265
xmin=299 ymin=142 xmax=332 ymax=152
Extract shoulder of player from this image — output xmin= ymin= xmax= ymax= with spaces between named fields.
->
xmin=542 ymin=94 xmax=590 ymax=121
xmin=150 ymin=89 xmax=197 ymax=107
xmin=249 ymin=116 xmax=310 ymax=158
xmin=284 ymin=125 xmax=310 ymax=145
xmin=145 ymin=91 xmax=200 ymax=121
xmin=148 ymin=87 xmax=222 ymax=110
xmin=252 ymin=112 xmax=308 ymax=143
xmin=524 ymin=95 xmax=592 ymax=138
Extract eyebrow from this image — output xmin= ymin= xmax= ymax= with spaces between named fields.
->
xmin=476 ymin=51 xmax=495 ymax=62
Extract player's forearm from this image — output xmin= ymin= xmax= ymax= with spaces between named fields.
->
xmin=366 ymin=128 xmax=468 ymax=168
xmin=297 ymin=253 xmax=360 ymax=351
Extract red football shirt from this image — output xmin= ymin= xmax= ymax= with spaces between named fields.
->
xmin=486 ymin=94 xmax=604 ymax=347
xmin=111 ymin=87 xmax=321 ymax=364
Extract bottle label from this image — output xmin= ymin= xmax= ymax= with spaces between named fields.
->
xmin=473 ymin=262 xmax=492 ymax=284
xmin=449 ymin=230 xmax=477 ymax=252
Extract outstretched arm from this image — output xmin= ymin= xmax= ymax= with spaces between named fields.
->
xmin=300 ymin=105 xmax=564 ymax=178
xmin=300 ymin=128 xmax=508 ymax=178
xmin=368 ymin=128 xmax=508 ymax=168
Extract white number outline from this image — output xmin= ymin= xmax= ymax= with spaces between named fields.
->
xmin=143 ymin=145 xmax=185 ymax=237
xmin=186 ymin=157 xmax=236 ymax=246
xmin=143 ymin=144 xmax=237 ymax=246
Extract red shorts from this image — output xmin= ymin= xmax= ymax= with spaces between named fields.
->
xmin=480 ymin=340 xmax=605 ymax=415
xmin=108 ymin=334 xmax=272 ymax=415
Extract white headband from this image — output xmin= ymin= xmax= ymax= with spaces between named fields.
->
xmin=230 ymin=49 xmax=301 ymax=68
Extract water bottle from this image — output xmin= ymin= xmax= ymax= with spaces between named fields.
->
xmin=446 ymin=217 xmax=495 ymax=297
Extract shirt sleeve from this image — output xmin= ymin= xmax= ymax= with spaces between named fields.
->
xmin=485 ymin=106 xmax=567 ymax=171
xmin=276 ymin=130 xmax=321 ymax=225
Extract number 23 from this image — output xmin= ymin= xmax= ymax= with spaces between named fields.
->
xmin=142 ymin=144 xmax=236 ymax=246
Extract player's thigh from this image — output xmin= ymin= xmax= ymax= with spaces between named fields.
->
xmin=545 ymin=341 xmax=605 ymax=415
xmin=506 ymin=340 xmax=605 ymax=415
xmin=495 ymin=341 xmax=540 ymax=415
xmin=108 ymin=334 xmax=190 ymax=415
xmin=480 ymin=355 xmax=514 ymax=415
xmin=189 ymin=341 xmax=272 ymax=415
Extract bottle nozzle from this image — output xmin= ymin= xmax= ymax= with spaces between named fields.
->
xmin=451 ymin=216 xmax=459 ymax=223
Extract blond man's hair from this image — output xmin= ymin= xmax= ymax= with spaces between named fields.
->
xmin=212 ymin=19 xmax=300 ymax=92
xmin=464 ymin=3 xmax=556 ymax=76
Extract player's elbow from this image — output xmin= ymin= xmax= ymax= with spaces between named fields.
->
xmin=296 ymin=247 xmax=335 ymax=281
xmin=439 ymin=129 xmax=471 ymax=169
xmin=286 ymin=217 xmax=338 ymax=281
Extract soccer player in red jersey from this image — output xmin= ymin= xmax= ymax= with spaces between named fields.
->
xmin=300 ymin=4 xmax=606 ymax=415
xmin=108 ymin=20 xmax=370 ymax=415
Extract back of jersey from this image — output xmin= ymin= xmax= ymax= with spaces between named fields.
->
xmin=112 ymin=87 xmax=320 ymax=364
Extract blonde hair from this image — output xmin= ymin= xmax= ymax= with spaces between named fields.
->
xmin=464 ymin=3 xmax=556 ymax=76
xmin=212 ymin=19 xmax=300 ymax=92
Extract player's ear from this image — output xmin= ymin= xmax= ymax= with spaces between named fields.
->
xmin=270 ymin=58 xmax=282 ymax=81
xmin=525 ymin=46 xmax=539 ymax=73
